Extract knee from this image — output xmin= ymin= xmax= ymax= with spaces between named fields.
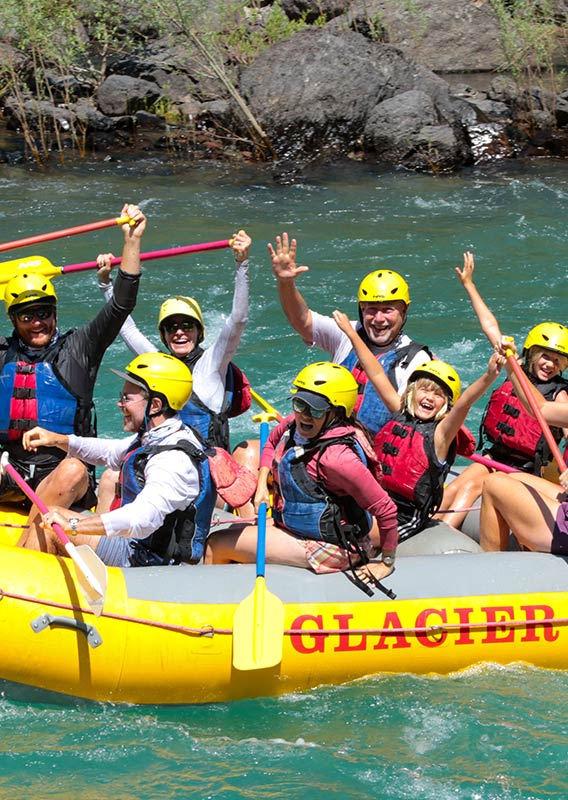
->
xmin=482 ymin=472 xmax=508 ymax=502
xmin=231 ymin=439 xmax=260 ymax=474
xmin=50 ymin=457 xmax=88 ymax=489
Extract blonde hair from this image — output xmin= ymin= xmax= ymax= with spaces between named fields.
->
xmin=402 ymin=377 xmax=451 ymax=422
xmin=526 ymin=346 xmax=568 ymax=376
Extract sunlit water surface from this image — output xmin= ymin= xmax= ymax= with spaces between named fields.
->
xmin=0 ymin=157 xmax=566 ymax=799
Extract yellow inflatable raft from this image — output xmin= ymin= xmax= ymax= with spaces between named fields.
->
xmin=0 ymin=507 xmax=567 ymax=705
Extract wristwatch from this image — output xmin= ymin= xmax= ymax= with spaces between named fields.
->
xmin=381 ymin=554 xmax=396 ymax=567
xmin=68 ymin=517 xmax=79 ymax=534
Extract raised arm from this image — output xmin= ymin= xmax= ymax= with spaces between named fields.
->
xmin=332 ymin=310 xmax=400 ymax=413
xmin=268 ymin=233 xmax=313 ymax=342
xmin=457 ymin=252 xmax=503 ymax=349
xmin=95 ymin=251 xmax=156 ymax=357
xmin=435 ymin=352 xmax=504 ymax=460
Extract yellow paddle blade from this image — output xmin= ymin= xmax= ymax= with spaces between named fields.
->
xmin=0 ymin=255 xmax=62 ymax=289
xmin=232 ymin=577 xmax=284 ymax=671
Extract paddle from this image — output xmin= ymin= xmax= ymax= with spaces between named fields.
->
xmin=506 ymin=349 xmax=567 ymax=473
xmin=250 ymin=388 xmax=283 ymax=422
xmin=466 ymin=453 xmax=521 ymax=474
xmin=232 ymin=417 xmax=284 ymax=671
xmin=3 ymin=459 xmax=107 ymax=616
xmin=0 ymin=215 xmax=134 ymax=253
xmin=0 ymin=239 xmax=234 ymax=289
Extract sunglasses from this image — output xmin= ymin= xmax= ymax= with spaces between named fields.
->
xmin=14 ymin=307 xmax=55 ymax=323
xmin=162 ymin=319 xmax=198 ymax=334
xmin=292 ymin=397 xmax=328 ymax=419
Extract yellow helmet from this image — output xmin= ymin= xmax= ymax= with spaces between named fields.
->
xmin=357 ymin=270 xmax=410 ymax=306
xmin=158 ymin=296 xmax=205 ymax=345
xmin=409 ymin=360 xmax=461 ymax=404
xmin=116 ymin=352 xmax=193 ymax=411
xmin=291 ymin=361 xmax=359 ymax=417
xmin=4 ymin=272 xmax=57 ymax=313
xmin=523 ymin=322 xmax=568 ymax=358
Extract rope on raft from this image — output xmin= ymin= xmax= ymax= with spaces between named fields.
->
xmin=2 ymin=587 xmax=567 ymax=639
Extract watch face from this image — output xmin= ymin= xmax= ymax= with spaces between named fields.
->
xmin=382 ymin=556 xmax=395 ymax=566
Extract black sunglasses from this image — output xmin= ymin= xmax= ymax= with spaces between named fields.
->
xmin=14 ymin=307 xmax=55 ymax=323
xmin=162 ymin=319 xmax=198 ymax=334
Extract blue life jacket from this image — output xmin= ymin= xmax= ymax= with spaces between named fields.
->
xmin=119 ymin=437 xmax=216 ymax=564
xmin=0 ymin=359 xmax=77 ymax=441
xmin=341 ymin=338 xmax=430 ymax=436
xmin=272 ymin=424 xmax=372 ymax=547
xmin=178 ymin=356 xmax=249 ymax=449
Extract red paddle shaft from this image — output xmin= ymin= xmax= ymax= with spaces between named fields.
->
xmin=0 ymin=216 xmax=131 ymax=253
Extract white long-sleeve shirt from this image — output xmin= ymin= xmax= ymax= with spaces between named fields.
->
xmin=99 ymin=258 xmax=249 ymax=412
xmin=67 ymin=417 xmax=202 ymax=541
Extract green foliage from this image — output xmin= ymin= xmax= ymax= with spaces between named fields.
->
xmin=220 ymin=1 xmax=313 ymax=64
xmin=489 ymin=0 xmax=564 ymax=82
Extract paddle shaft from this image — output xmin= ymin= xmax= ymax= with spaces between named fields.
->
xmin=3 ymin=461 xmax=105 ymax=599
xmin=61 ymin=239 xmax=233 ymax=275
xmin=507 ymin=354 xmax=567 ymax=473
xmin=0 ymin=216 xmax=131 ymax=253
xmin=256 ymin=421 xmax=270 ymax=578
xmin=251 ymin=389 xmax=283 ymax=422
xmin=467 ymin=453 xmax=520 ymax=474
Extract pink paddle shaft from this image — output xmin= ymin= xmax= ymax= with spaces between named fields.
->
xmin=4 ymin=461 xmax=71 ymax=545
xmin=62 ymin=239 xmax=233 ymax=275
xmin=467 ymin=453 xmax=520 ymax=474
xmin=0 ymin=217 xmax=125 ymax=253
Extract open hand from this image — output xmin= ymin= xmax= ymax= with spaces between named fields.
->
xmin=268 ymin=233 xmax=309 ymax=281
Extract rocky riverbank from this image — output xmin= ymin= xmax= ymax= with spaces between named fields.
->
xmin=1 ymin=0 xmax=567 ymax=177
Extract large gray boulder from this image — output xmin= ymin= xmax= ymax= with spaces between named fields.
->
xmin=96 ymin=74 xmax=161 ymax=116
xmin=239 ymin=28 xmax=471 ymax=170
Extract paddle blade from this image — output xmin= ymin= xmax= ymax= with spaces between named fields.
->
xmin=66 ymin=543 xmax=108 ymax=617
xmin=0 ymin=255 xmax=62 ymax=288
xmin=232 ymin=577 xmax=284 ymax=671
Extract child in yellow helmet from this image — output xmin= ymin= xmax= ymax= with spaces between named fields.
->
xmin=438 ymin=252 xmax=568 ymax=530
xmin=334 ymin=310 xmax=503 ymax=539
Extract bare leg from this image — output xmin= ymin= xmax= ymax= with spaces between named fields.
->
xmin=205 ymin=518 xmax=309 ymax=567
xmin=96 ymin=468 xmax=119 ymax=513
xmin=18 ymin=458 xmax=89 ymax=553
xmin=480 ymin=472 xmax=560 ymax=552
xmin=230 ymin=439 xmax=260 ymax=518
xmin=438 ymin=462 xmax=490 ymax=528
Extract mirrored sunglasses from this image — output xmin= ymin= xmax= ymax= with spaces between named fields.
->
xmin=292 ymin=397 xmax=328 ymax=419
xmin=162 ymin=319 xmax=197 ymax=334
xmin=14 ymin=307 xmax=55 ymax=323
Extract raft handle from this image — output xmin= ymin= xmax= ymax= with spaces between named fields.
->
xmin=30 ymin=614 xmax=103 ymax=648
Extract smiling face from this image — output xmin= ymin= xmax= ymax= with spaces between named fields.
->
xmin=359 ymin=300 xmax=407 ymax=347
xmin=406 ymin=378 xmax=449 ymax=422
xmin=10 ymin=303 xmax=57 ymax=349
xmin=160 ymin=316 xmax=201 ymax=358
xmin=528 ymin=347 xmax=568 ymax=381
xmin=117 ymin=381 xmax=149 ymax=432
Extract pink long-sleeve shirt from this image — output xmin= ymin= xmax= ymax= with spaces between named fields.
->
xmin=262 ymin=415 xmax=399 ymax=552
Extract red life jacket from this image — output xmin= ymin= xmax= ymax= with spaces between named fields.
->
xmin=373 ymin=413 xmax=456 ymax=527
xmin=481 ymin=376 xmax=565 ymax=465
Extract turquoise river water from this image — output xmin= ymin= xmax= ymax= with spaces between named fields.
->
xmin=0 ymin=156 xmax=566 ymax=799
